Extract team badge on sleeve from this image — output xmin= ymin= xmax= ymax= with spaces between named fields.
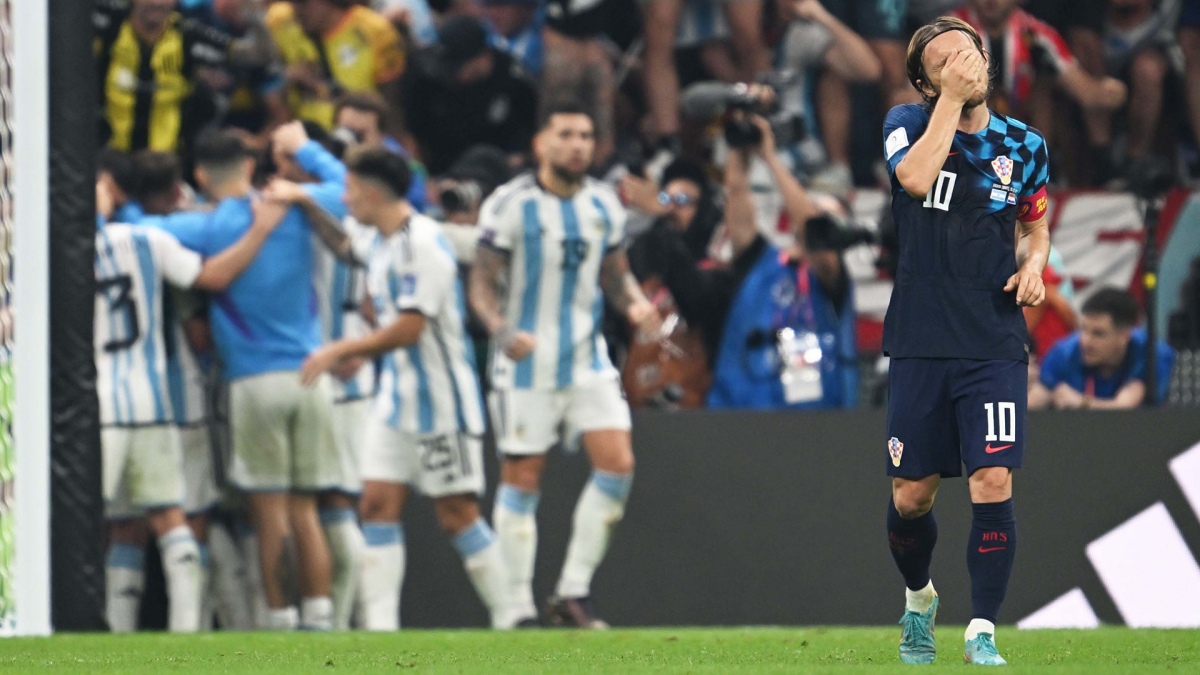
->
xmin=885 ymin=127 xmax=909 ymax=160
xmin=991 ymin=156 xmax=1013 ymax=186
xmin=888 ymin=437 xmax=904 ymax=467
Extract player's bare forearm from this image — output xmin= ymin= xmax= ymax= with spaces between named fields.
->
xmin=469 ymin=245 xmax=512 ymax=336
xmin=299 ymin=194 xmax=359 ymax=266
xmin=1016 ymin=215 xmax=1050 ymax=275
xmin=895 ymin=97 xmax=961 ymax=198
xmin=342 ymin=314 xmax=426 ymax=359
xmin=600 ymin=249 xmax=648 ymax=318
xmin=303 ymin=313 xmax=426 ymax=385
xmin=1088 ymin=381 xmax=1146 ymax=410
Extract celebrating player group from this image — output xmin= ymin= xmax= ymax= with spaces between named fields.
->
xmin=93 ymin=9 xmax=1050 ymax=663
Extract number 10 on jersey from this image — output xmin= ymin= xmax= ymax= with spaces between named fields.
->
xmin=923 ymin=171 xmax=956 ymax=211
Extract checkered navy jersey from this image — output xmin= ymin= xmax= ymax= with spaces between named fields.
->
xmin=881 ymin=104 xmax=1050 ymax=362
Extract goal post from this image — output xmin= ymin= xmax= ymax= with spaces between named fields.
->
xmin=7 ymin=0 xmax=105 ymax=635
xmin=11 ymin=0 xmax=51 ymax=637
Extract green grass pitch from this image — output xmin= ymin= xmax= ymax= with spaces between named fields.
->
xmin=1 ymin=627 xmax=1197 ymax=673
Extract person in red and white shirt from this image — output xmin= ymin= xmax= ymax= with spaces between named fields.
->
xmin=953 ymin=0 xmax=1127 ymax=141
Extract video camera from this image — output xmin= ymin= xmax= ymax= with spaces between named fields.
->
xmin=680 ymin=81 xmax=806 ymax=150
xmin=804 ymin=213 xmax=877 ymax=253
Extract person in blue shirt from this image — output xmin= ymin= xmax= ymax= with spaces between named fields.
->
xmin=163 ymin=126 xmax=346 ymax=631
xmin=1030 ymin=287 xmax=1175 ymax=410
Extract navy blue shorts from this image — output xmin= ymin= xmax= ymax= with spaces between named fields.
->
xmin=886 ymin=358 xmax=1027 ymax=479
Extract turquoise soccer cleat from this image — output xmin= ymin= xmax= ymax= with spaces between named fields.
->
xmin=897 ymin=594 xmax=938 ymax=664
xmin=964 ymin=633 xmax=1008 ymax=666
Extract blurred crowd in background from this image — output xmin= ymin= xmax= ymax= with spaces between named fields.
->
xmin=95 ymin=0 xmax=1200 ymax=413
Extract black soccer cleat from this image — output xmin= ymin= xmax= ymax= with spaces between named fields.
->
xmin=546 ymin=595 xmax=610 ymax=629
xmin=515 ymin=617 xmax=541 ymax=629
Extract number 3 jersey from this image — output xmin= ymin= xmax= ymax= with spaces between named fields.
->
xmin=365 ymin=214 xmax=485 ymax=436
xmin=882 ymin=103 xmax=1050 ymax=362
xmin=478 ymin=174 xmax=626 ymax=391
xmin=94 ymin=224 xmax=203 ymax=426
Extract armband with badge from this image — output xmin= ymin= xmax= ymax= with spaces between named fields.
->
xmin=1017 ymin=186 xmax=1048 ymax=223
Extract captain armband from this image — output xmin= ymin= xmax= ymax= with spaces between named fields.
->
xmin=1017 ymin=186 xmax=1048 ymax=223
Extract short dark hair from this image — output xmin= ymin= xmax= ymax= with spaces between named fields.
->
xmin=193 ymin=130 xmax=251 ymax=169
xmin=538 ymin=98 xmax=594 ymax=132
xmin=660 ymin=158 xmax=708 ymax=192
xmin=1082 ymin=287 xmax=1140 ymax=328
xmin=131 ymin=151 xmax=181 ymax=202
xmin=345 ymin=147 xmax=412 ymax=200
xmin=97 ymin=148 xmax=138 ymax=195
xmin=335 ymin=91 xmax=389 ymax=125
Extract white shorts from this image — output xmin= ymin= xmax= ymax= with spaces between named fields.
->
xmin=360 ymin=419 xmax=485 ymax=498
xmin=489 ymin=375 xmax=632 ymax=455
xmin=180 ymin=424 xmax=219 ymax=515
xmin=329 ymin=397 xmax=370 ymax=495
xmin=102 ymin=424 xmax=185 ymax=519
xmin=227 ymin=371 xmax=346 ymax=492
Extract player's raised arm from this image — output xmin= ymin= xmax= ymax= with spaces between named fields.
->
xmin=893 ymin=49 xmax=987 ymax=198
xmin=264 ymin=177 xmax=361 ymax=267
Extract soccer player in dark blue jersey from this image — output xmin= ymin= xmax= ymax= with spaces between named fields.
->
xmin=881 ymin=16 xmax=1051 ymax=667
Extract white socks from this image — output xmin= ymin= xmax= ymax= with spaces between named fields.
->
xmin=493 ymin=484 xmax=540 ymax=621
xmin=452 ymin=518 xmax=514 ymax=629
xmin=966 ymin=618 xmax=996 ymax=641
xmin=265 ymin=606 xmax=299 ymax=630
xmin=159 ymin=525 xmax=203 ymax=633
xmin=261 ymin=598 xmax=332 ymax=631
xmin=105 ymin=543 xmax=145 ymax=632
xmin=301 ymin=596 xmax=334 ymax=630
xmin=359 ymin=521 xmax=405 ymax=631
xmin=320 ymin=507 xmax=365 ymax=630
xmin=556 ymin=471 xmax=632 ymax=599
xmin=905 ymin=580 xmax=937 ymax=614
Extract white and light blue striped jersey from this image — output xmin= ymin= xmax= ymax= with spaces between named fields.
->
xmin=478 ymin=174 xmax=626 ymax=391
xmin=367 ymin=214 xmax=485 ymax=435
xmin=162 ymin=288 xmax=209 ymax=426
xmin=313 ymin=216 xmax=377 ymax=402
xmin=95 ymin=224 xmax=203 ymax=426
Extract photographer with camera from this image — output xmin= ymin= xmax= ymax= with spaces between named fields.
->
xmin=704 ymin=116 xmax=859 ymax=410
xmin=331 ymin=92 xmax=429 ymax=213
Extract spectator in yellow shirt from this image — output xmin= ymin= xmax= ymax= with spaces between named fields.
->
xmin=96 ymin=0 xmax=234 ymax=154
xmin=266 ymin=0 xmax=406 ymax=131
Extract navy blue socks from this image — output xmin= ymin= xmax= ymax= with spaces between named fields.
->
xmin=887 ymin=497 xmax=938 ymax=591
xmin=967 ymin=499 xmax=1017 ymax=624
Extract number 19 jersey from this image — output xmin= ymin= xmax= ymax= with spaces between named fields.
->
xmin=95 ymin=224 xmax=203 ymax=426
xmin=478 ymin=174 xmax=626 ymax=391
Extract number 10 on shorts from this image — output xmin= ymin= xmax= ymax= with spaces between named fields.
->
xmin=983 ymin=402 xmax=1016 ymax=442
